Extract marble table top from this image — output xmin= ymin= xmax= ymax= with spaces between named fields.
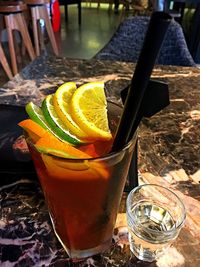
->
xmin=0 ymin=55 xmax=200 ymax=267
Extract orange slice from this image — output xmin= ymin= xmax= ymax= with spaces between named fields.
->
xmin=18 ymin=119 xmax=48 ymax=142
xmin=41 ymin=154 xmax=110 ymax=180
xmin=35 ymin=134 xmax=91 ymax=159
xmin=19 ymin=119 xmax=91 ymax=159
xmin=70 ymin=82 xmax=112 ymax=141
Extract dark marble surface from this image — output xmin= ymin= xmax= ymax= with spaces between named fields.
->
xmin=0 ymin=55 xmax=200 ymax=266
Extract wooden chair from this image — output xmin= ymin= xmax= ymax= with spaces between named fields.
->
xmin=59 ymin=0 xmax=81 ymax=25
xmin=0 ymin=15 xmax=13 ymax=79
xmin=0 ymin=1 xmax=36 ymax=75
xmin=0 ymin=43 xmax=13 ymax=80
xmin=164 ymin=0 xmax=186 ymax=24
xmin=25 ymin=0 xmax=59 ymax=57
xmin=119 ymin=0 xmax=151 ymax=22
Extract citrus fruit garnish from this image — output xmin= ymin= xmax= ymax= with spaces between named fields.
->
xmin=25 ymin=102 xmax=68 ymax=143
xmin=25 ymin=102 xmax=50 ymax=131
xmin=42 ymin=94 xmax=82 ymax=146
xmin=18 ymin=119 xmax=48 ymax=142
xmin=41 ymin=154 xmax=109 ymax=180
xmin=18 ymin=119 xmax=91 ymax=159
xmin=70 ymin=82 xmax=112 ymax=141
xmin=53 ymin=82 xmax=89 ymax=140
xmin=35 ymin=133 xmax=91 ymax=159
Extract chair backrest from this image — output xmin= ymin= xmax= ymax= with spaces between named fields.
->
xmin=0 ymin=1 xmax=27 ymax=13
xmin=184 ymin=1 xmax=200 ymax=63
xmin=94 ymin=16 xmax=196 ymax=66
xmin=25 ymin=0 xmax=50 ymax=5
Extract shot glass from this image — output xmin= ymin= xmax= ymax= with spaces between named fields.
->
xmin=126 ymin=184 xmax=186 ymax=262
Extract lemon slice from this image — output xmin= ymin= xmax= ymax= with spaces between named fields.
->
xmin=53 ymin=82 xmax=89 ymax=140
xmin=42 ymin=94 xmax=83 ymax=145
xmin=70 ymin=82 xmax=112 ymax=141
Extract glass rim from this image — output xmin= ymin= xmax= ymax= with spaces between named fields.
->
xmin=25 ymin=134 xmax=137 ymax=164
xmin=126 ymin=183 xmax=186 ymax=233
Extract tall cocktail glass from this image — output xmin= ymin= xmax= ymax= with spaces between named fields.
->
xmin=25 ymin=102 xmax=137 ymax=261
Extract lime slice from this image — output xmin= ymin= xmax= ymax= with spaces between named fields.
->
xmin=25 ymin=102 xmax=50 ymax=130
xmin=25 ymin=102 xmax=68 ymax=143
xmin=42 ymin=95 xmax=83 ymax=145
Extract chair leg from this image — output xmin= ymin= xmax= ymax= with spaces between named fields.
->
xmin=38 ymin=20 xmax=45 ymax=52
xmin=13 ymin=30 xmax=22 ymax=64
xmin=4 ymin=15 xmax=18 ymax=75
xmin=39 ymin=6 xmax=59 ymax=56
xmin=15 ymin=13 xmax=35 ymax=61
xmin=0 ymin=43 xmax=13 ymax=80
xmin=31 ymin=7 xmax=40 ymax=57
xmin=78 ymin=3 xmax=81 ymax=25
xmin=64 ymin=4 xmax=68 ymax=22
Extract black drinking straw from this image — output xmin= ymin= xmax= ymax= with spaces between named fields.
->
xmin=111 ymin=12 xmax=172 ymax=152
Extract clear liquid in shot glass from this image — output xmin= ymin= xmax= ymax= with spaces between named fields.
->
xmin=127 ymin=201 xmax=176 ymax=262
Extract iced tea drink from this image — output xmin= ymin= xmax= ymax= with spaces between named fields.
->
xmin=26 ymin=102 xmax=137 ymax=260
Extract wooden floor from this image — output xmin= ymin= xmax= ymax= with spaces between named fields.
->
xmin=0 ymin=4 xmax=122 ymax=86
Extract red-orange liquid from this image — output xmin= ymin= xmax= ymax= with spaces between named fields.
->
xmin=27 ymin=102 xmax=135 ymax=258
xmin=29 ymin=140 xmax=122 ymax=254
